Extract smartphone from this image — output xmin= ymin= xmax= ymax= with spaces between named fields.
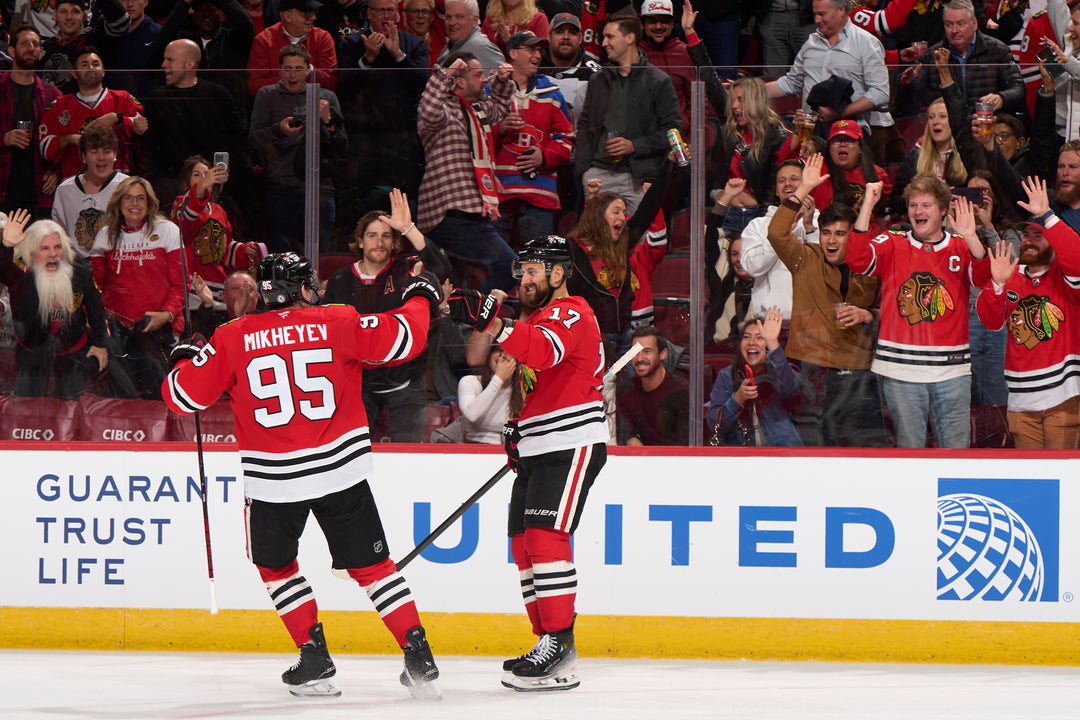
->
xmin=1037 ymin=47 xmax=1065 ymax=78
xmin=288 ymin=117 xmax=304 ymax=128
xmin=951 ymin=186 xmax=985 ymax=205
xmin=213 ymin=151 xmax=229 ymax=170
xmin=743 ymin=363 xmax=755 ymax=387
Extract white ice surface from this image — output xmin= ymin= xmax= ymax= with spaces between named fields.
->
xmin=4 ymin=650 xmax=1080 ymax=720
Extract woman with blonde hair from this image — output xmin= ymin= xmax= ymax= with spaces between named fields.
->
xmin=481 ymin=0 xmax=549 ymax=52
xmin=709 ymin=76 xmax=800 ymax=236
xmin=400 ymin=0 xmax=446 ymax=65
xmin=90 ymin=176 xmax=185 ymax=398
xmin=889 ymin=96 xmax=968 ymax=215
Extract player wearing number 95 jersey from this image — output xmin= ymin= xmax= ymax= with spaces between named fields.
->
xmin=448 ymin=235 xmax=607 ymax=693
xmin=162 ymin=252 xmax=444 ymax=701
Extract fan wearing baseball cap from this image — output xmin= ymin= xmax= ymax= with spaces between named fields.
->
xmin=491 ymin=31 xmax=575 ymax=247
xmin=637 ymin=0 xmax=694 ymax=133
xmin=246 ymin=0 xmax=338 ymax=95
xmin=809 ymin=120 xmax=891 ymax=226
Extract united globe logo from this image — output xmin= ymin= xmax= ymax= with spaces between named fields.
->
xmin=937 ymin=478 xmax=1059 ymax=602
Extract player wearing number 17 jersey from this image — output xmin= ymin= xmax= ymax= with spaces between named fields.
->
xmin=161 ymin=253 xmax=443 ymax=701
xmin=448 ymin=235 xmax=607 ymax=693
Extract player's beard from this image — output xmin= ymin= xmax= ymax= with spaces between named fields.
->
xmin=33 ymin=260 xmax=74 ymax=327
xmin=519 ymin=279 xmax=554 ymax=314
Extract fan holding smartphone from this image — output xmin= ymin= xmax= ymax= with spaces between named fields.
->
xmin=705 ymin=306 xmax=803 ymax=447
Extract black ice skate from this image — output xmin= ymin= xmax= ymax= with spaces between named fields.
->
xmin=282 ymin=623 xmax=341 ymax=697
xmin=501 ymin=629 xmax=579 ymax=692
xmin=399 ymin=626 xmax=441 ymax=701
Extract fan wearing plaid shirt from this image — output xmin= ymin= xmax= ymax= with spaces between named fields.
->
xmin=417 ymin=52 xmax=519 ymax=293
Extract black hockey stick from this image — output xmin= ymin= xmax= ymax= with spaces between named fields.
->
xmin=176 ymin=191 xmax=218 ymax=614
xmin=395 ymin=342 xmax=644 ymax=570
xmin=397 ymin=465 xmax=512 ymax=570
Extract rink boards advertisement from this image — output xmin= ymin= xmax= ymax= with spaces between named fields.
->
xmin=3 ymin=446 xmax=1078 ymax=628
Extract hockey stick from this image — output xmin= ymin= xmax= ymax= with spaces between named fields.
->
xmin=396 ymin=342 xmax=645 ymax=570
xmin=176 ymin=192 xmax=219 ymax=615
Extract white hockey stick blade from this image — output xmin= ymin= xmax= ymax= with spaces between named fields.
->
xmin=605 ymin=342 xmax=644 ymax=379
xmin=209 ymin=579 xmax=218 ymax=615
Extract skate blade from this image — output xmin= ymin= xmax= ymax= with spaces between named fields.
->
xmin=287 ymin=678 xmax=341 ymax=698
xmin=406 ymin=677 xmax=442 ymax=701
xmin=500 ymin=670 xmax=580 ymax=692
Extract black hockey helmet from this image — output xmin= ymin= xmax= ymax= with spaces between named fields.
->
xmin=257 ymin=252 xmax=318 ymax=309
xmin=513 ymin=234 xmax=573 ymax=279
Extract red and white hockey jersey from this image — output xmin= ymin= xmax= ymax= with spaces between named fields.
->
xmin=90 ymin=219 xmax=186 ymax=334
xmin=501 ymin=294 xmax=608 ymax=456
xmin=163 ymin=299 xmax=431 ymax=502
xmin=40 ymin=89 xmax=143 ymax=180
xmin=846 ymin=227 xmax=990 ymax=382
xmin=171 ymin=189 xmax=264 ymax=299
xmin=988 ymin=4 xmax=1056 ymax=117
xmin=976 ymin=215 xmax=1080 ymax=412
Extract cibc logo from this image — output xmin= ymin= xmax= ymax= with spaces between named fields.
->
xmin=937 ymin=478 xmax=1059 ymax=602
xmin=101 ymin=429 xmax=147 ymax=442
xmin=13 ymin=428 xmax=54 ymax=440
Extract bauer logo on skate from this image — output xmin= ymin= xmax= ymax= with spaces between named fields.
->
xmin=936 ymin=478 xmax=1059 ymax=602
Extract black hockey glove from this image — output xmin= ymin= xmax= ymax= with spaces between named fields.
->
xmin=502 ymin=420 xmax=520 ymax=471
xmin=169 ymin=333 xmax=207 ymax=370
xmin=448 ymin=288 xmax=500 ymax=333
xmin=400 ymin=270 xmax=442 ymax=316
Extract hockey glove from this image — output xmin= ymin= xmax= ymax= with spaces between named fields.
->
xmin=169 ymin=333 xmax=207 ymax=370
xmin=448 ymin=288 xmax=500 ymax=333
xmin=400 ymin=269 xmax=442 ymax=316
xmin=502 ymin=420 xmax=520 ymax=471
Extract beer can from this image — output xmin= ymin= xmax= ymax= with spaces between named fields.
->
xmin=667 ymin=128 xmax=691 ymax=167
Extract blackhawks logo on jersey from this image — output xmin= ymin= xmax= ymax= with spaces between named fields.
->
xmin=1009 ymin=294 xmax=1064 ymax=350
xmin=897 ymin=271 xmax=954 ymax=324
xmin=75 ymin=208 xmax=105 ymax=251
xmin=518 ymin=363 xmax=537 ymax=397
xmin=193 ymin=218 xmax=228 ymax=265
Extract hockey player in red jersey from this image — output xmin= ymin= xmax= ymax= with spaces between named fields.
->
xmin=161 ymin=252 xmax=443 ymax=700
xmin=448 ymin=235 xmax=608 ymax=692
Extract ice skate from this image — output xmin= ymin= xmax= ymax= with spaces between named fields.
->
xmin=282 ymin=623 xmax=341 ymax=698
xmin=399 ymin=626 xmax=441 ymax=701
xmin=501 ymin=629 xmax=579 ymax=692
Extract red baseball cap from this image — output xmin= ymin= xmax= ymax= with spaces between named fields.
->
xmin=828 ymin=119 xmax=864 ymax=141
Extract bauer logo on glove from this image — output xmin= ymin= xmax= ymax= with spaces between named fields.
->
xmin=448 ymin=288 xmax=500 ymax=332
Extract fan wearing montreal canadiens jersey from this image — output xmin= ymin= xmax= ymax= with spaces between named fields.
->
xmin=161 ymin=253 xmax=443 ymax=701
xmin=448 ymin=235 xmax=607 ymax=693
xmin=846 ymin=175 xmax=990 ymax=449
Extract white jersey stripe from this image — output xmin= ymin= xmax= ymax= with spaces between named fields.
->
xmin=556 ymin=445 xmax=590 ymax=533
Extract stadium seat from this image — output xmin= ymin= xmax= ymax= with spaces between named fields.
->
xmin=669 ymin=208 xmax=691 ymax=251
xmin=650 ymin=254 xmax=694 ymax=299
xmin=556 ymin=211 xmax=577 ymax=238
xmin=318 ymin=252 xmax=355 ymax=280
xmin=894 ymin=116 xmax=925 ymax=150
xmin=653 ymin=299 xmax=691 ymax=346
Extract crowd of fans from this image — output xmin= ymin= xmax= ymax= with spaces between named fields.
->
xmin=1 ymin=0 xmax=1079 ymax=450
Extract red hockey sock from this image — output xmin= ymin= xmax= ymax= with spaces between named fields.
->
xmin=510 ymin=533 xmax=542 ymax=636
xmin=258 ymin=560 xmax=319 ymax=647
xmin=348 ymin=558 xmax=422 ymax=647
xmin=523 ymin=527 xmax=576 ymax=633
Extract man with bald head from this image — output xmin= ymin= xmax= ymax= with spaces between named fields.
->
xmin=141 ymin=38 xmax=249 ymax=204
xmin=156 ymin=0 xmax=255 ymax=108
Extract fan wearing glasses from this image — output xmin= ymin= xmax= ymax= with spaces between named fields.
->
xmin=810 ymin=119 xmax=892 ymax=230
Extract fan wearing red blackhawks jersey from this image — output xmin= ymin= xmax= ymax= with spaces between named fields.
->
xmin=447 ymin=235 xmax=607 ymax=693
xmin=845 ymin=174 xmax=990 ymax=448
xmin=976 ymin=176 xmax=1080 ymax=448
xmin=161 ymin=253 xmax=443 ymax=701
